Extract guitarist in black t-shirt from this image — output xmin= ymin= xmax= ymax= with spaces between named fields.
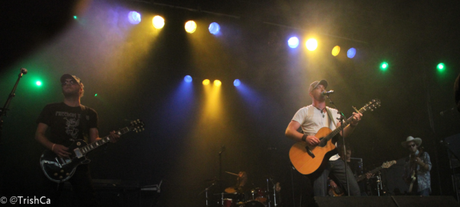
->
xmin=35 ymin=74 xmax=120 ymax=206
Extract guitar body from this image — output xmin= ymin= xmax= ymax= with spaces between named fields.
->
xmin=39 ymin=119 xmax=145 ymax=183
xmin=289 ymin=127 xmax=339 ymax=175
xmin=289 ymin=99 xmax=381 ymax=175
xmin=40 ymin=140 xmax=90 ymax=183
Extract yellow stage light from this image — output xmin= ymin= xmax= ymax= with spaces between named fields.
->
xmin=306 ymin=38 xmax=318 ymax=51
xmin=185 ymin=20 xmax=197 ymax=33
xmin=152 ymin=15 xmax=165 ymax=29
xmin=213 ymin=80 xmax=222 ymax=86
xmin=332 ymin=45 xmax=340 ymax=56
xmin=202 ymin=79 xmax=210 ymax=85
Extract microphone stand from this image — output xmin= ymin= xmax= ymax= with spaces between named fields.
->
xmin=324 ymin=94 xmax=351 ymax=196
xmin=219 ymin=146 xmax=225 ymax=195
xmin=0 ymin=69 xmax=27 ymax=145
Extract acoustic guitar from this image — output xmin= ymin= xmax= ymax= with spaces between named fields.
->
xmin=289 ymin=99 xmax=381 ymax=175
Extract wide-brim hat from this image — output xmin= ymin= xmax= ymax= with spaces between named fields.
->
xmin=401 ymin=136 xmax=422 ymax=148
xmin=308 ymin=80 xmax=328 ymax=93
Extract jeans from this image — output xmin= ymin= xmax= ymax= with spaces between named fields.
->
xmin=312 ymin=159 xmax=361 ymax=196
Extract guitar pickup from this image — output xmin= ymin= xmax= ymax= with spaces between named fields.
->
xmin=74 ymin=148 xmax=83 ymax=158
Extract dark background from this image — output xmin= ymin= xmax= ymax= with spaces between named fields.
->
xmin=1 ymin=0 xmax=460 ymax=206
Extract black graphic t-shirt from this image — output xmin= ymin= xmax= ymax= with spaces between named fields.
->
xmin=37 ymin=102 xmax=98 ymax=145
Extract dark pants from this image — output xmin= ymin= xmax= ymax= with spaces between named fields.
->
xmin=42 ymin=165 xmax=97 ymax=207
xmin=312 ymin=159 xmax=361 ymax=196
xmin=418 ymin=188 xmax=430 ymax=196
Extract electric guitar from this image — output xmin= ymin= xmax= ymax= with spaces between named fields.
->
xmin=40 ymin=119 xmax=145 ymax=183
xmin=356 ymin=160 xmax=396 ymax=182
xmin=327 ymin=160 xmax=396 ymax=197
xmin=289 ymin=99 xmax=381 ymax=175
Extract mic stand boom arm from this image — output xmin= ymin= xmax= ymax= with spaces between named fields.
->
xmin=0 ymin=69 xmax=27 ymax=145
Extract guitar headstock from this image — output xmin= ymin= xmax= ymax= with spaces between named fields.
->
xmin=130 ymin=119 xmax=145 ymax=133
xmin=360 ymin=99 xmax=381 ymax=112
xmin=381 ymin=160 xmax=396 ymax=169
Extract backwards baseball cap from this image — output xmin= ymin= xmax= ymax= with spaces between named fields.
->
xmin=60 ymin=74 xmax=82 ymax=85
xmin=308 ymin=80 xmax=328 ymax=93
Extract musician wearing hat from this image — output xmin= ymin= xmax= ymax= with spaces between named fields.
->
xmin=35 ymin=74 xmax=120 ymax=206
xmin=402 ymin=136 xmax=432 ymax=196
xmin=285 ymin=79 xmax=363 ymax=199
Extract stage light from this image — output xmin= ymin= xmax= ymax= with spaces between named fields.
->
xmin=233 ymin=79 xmax=241 ymax=87
xmin=214 ymin=80 xmax=222 ymax=86
xmin=94 ymin=94 xmax=98 ymax=97
xmin=35 ymin=81 xmax=42 ymax=87
xmin=202 ymin=79 xmax=210 ymax=85
xmin=128 ymin=11 xmax=141 ymax=24
xmin=208 ymin=22 xmax=220 ymax=35
xmin=305 ymin=38 xmax=318 ymax=51
xmin=332 ymin=46 xmax=340 ymax=56
xmin=152 ymin=15 xmax=165 ymax=29
xmin=73 ymin=16 xmax=78 ymax=20
xmin=288 ymin=37 xmax=299 ymax=49
xmin=437 ymin=63 xmax=445 ymax=71
xmin=347 ymin=48 xmax=356 ymax=58
xmin=380 ymin=62 xmax=389 ymax=71
xmin=184 ymin=75 xmax=193 ymax=83
xmin=185 ymin=20 xmax=197 ymax=33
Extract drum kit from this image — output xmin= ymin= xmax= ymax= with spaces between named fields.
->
xmin=203 ymin=171 xmax=279 ymax=207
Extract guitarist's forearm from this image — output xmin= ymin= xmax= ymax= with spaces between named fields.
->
xmin=35 ymin=132 xmax=54 ymax=151
xmin=342 ymin=124 xmax=356 ymax=138
xmin=285 ymin=130 xmax=304 ymax=142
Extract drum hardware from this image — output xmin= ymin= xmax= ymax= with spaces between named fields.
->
xmin=226 ymin=171 xmax=239 ymax=176
xmin=199 ymin=179 xmax=218 ymax=207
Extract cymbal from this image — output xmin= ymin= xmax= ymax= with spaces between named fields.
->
xmin=224 ymin=187 xmax=237 ymax=194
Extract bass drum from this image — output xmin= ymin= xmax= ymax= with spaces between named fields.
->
xmin=244 ymin=200 xmax=265 ymax=207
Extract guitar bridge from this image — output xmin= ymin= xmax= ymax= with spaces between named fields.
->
xmin=306 ymin=148 xmax=315 ymax=158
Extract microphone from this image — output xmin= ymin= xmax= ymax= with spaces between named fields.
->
xmin=20 ymin=68 xmax=28 ymax=75
xmin=219 ymin=145 xmax=225 ymax=154
xmin=321 ymin=90 xmax=334 ymax=96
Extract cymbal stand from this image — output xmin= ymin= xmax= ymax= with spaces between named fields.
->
xmin=199 ymin=182 xmax=215 ymax=207
xmin=272 ymin=183 xmax=277 ymax=207
xmin=376 ymin=172 xmax=382 ymax=196
xmin=266 ymin=178 xmax=277 ymax=207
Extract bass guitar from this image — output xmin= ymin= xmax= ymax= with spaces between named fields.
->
xmin=289 ymin=99 xmax=381 ymax=175
xmin=40 ymin=119 xmax=145 ymax=183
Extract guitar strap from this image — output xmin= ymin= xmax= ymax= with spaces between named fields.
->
xmin=79 ymin=105 xmax=89 ymax=143
xmin=325 ymin=107 xmax=342 ymax=148
xmin=325 ymin=107 xmax=338 ymax=129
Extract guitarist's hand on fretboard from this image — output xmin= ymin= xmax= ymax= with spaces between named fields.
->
xmin=108 ymin=130 xmax=121 ymax=143
xmin=349 ymin=112 xmax=363 ymax=127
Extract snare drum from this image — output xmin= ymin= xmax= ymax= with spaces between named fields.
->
xmin=250 ymin=188 xmax=267 ymax=204
xmin=222 ymin=193 xmax=245 ymax=207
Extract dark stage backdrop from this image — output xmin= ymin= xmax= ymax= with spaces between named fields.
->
xmin=1 ymin=0 xmax=460 ymax=206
